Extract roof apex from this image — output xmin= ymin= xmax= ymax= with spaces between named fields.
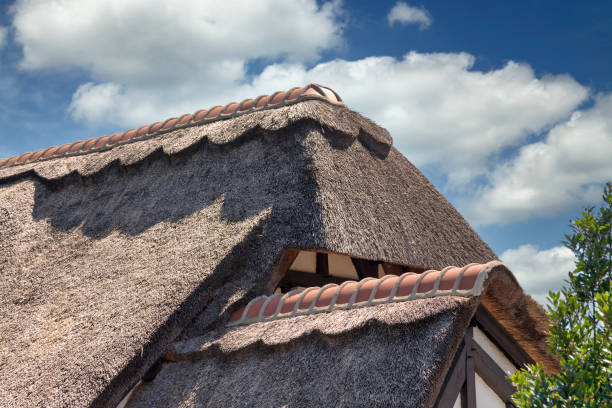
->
xmin=0 ymin=83 xmax=343 ymax=169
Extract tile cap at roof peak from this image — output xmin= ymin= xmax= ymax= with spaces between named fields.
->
xmin=228 ymin=262 xmax=499 ymax=327
xmin=0 ymin=83 xmax=343 ymax=170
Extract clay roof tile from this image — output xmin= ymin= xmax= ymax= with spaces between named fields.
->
xmin=93 ymin=136 xmax=111 ymax=150
xmin=176 ymin=114 xmax=193 ymax=126
xmin=82 ymin=138 xmax=99 ymax=152
xmin=28 ymin=149 xmax=47 ymax=162
xmin=41 ymin=146 xmax=59 ymax=159
xmin=221 ymin=102 xmax=240 ymax=115
xmin=205 ymin=106 xmax=224 ymax=119
xmin=228 ymin=263 xmax=489 ymax=326
xmin=1 ymin=84 xmax=343 ymax=168
xmin=15 ymin=152 xmax=34 ymax=165
xmin=67 ymin=141 xmax=85 ymax=154
xmin=55 ymin=143 xmax=73 ymax=156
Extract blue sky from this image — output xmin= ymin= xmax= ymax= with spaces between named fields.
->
xmin=1 ymin=0 xmax=610 ymax=304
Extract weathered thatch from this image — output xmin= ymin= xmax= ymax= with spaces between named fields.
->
xmin=128 ymin=296 xmax=478 ymax=408
xmin=480 ymin=263 xmax=558 ymax=371
xmin=0 ymin=93 xmax=500 ymax=407
xmin=121 ymin=261 xmax=554 ymax=408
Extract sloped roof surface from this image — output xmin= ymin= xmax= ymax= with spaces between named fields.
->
xmin=130 ymin=296 xmax=477 ymax=408
xmin=125 ymin=261 xmax=554 ymax=408
xmin=0 ymin=85 xmax=500 ymax=407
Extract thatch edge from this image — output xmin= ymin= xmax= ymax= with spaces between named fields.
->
xmin=480 ymin=262 xmax=559 ymax=373
xmin=166 ymin=261 xmax=557 ymax=373
xmin=0 ymin=101 xmax=391 ymax=183
xmin=165 ymin=295 xmax=478 ymax=362
xmin=125 ymin=296 xmax=478 ymax=408
xmin=0 ymin=84 xmax=344 ymax=170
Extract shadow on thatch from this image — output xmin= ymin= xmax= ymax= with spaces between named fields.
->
xmin=89 ymin=207 xmax=290 ymax=407
xmin=30 ymin=123 xmax=326 ymax=239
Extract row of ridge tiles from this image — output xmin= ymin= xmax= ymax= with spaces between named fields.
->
xmin=0 ymin=84 xmax=343 ymax=169
xmin=228 ymin=263 xmax=488 ymax=327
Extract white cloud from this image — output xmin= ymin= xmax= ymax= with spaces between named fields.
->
xmin=388 ymin=2 xmax=432 ymax=30
xmin=501 ymin=244 xmax=576 ymax=305
xmin=63 ymin=53 xmax=587 ymax=184
xmin=243 ymin=54 xmax=587 ymax=182
xmin=69 ymin=82 xmax=124 ymax=124
xmin=468 ymin=94 xmax=612 ymax=225
xmin=0 ymin=26 xmax=7 ymax=49
xmin=11 ymin=0 xmax=343 ymax=81
xmin=11 ymin=0 xmax=343 ymax=124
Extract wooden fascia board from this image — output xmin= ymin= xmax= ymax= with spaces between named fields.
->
xmin=434 ymin=342 xmax=467 ymax=408
xmin=473 ymin=342 xmax=517 ymax=404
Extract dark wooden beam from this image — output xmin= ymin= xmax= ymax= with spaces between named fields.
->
xmin=278 ymin=269 xmax=347 ymax=290
xmin=265 ymin=248 xmax=299 ymax=294
xmin=381 ymin=263 xmax=404 ymax=276
xmin=465 ymin=327 xmax=476 ymax=408
xmin=381 ymin=262 xmax=427 ymax=275
xmin=316 ymin=252 xmax=329 ymax=276
xmin=473 ymin=305 xmax=534 ymax=368
xmin=434 ymin=342 xmax=467 ymax=408
xmin=351 ymin=258 xmax=379 ymax=280
xmin=461 ymin=384 xmax=468 ymax=408
xmin=473 ymin=342 xmax=517 ymax=404
xmin=405 ymin=264 xmax=427 ymax=274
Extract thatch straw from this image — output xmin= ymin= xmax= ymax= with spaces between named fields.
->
xmin=127 ymin=297 xmax=478 ymax=408
xmin=0 ymin=100 xmax=497 ymax=407
xmin=124 ymin=263 xmax=555 ymax=408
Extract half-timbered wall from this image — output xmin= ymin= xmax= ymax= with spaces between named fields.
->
xmin=435 ymin=310 xmax=526 ymax=408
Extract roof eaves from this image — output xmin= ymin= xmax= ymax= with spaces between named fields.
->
xmin=0 ymin=83 xmax=343 ymax=169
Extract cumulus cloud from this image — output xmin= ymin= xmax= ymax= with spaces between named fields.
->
xmin=468 ymin=94 xmax=612 ymax=225
xmin=243 ymin=54 xmax=587 ymax=182
xmin=501 ymin=244 xmax=576 ymax=305
xmin=69 ymin=82 xmax=124 ymax=124
xmin=388 ymin=2 xmax=432 ymax=30
xmin=65 ymin=52 xmax=587 ymax=185
xmin=11 ymin=0 xmax=343 ymax=124
xmin=11 ymin=0 xmax=343 ymax=81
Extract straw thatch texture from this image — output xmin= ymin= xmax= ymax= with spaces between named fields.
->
xmin=480 ymin=264 xmax=559 ymax=372
xmin=0 ymin=100 xmax=388 ymax=182
xmin=0 ymin=100 xmax=496 ymax=407
xmin=126 ymin=296 xmax=478 ymax=408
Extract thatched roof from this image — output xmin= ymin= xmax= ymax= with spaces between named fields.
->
xmin=129 ymin=297 xmax=477 ymax=408
xmin=0 ymin=84 xmax=522 ymax=407
xmin=123 ymin=262 xmax=553 ymax=408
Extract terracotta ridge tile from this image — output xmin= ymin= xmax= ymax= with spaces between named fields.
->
xmin=227 ymin=262 xmax=491 ymax=327
xmin=0 ymin=84 xmax=344 ymax=170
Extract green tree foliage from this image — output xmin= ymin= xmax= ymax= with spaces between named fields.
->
xmin=510 ymin=183 xmax=612 ymax=407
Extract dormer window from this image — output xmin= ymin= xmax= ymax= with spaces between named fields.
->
xmin=274 ymin=249 xmax=427 ymax=294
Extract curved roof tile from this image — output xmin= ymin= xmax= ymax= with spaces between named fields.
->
xmin=228 ymin=263 xmax=491 ymax=327
xmin=0 ymin=83 xmax=343 ymax=170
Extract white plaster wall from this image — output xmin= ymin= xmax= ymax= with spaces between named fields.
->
xmin=476 ymin=373 xmax=506 ymax=408
xmin=453 ymin=392 xmax=462 ymax=408
xmin=473 ymin=326 xmax=517 ymax=376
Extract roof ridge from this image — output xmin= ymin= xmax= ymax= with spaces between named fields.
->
xmin=228 ymin=262 xmax=495 ymax=327
xmin=0 ymin=83 xmax=343 ymax=169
